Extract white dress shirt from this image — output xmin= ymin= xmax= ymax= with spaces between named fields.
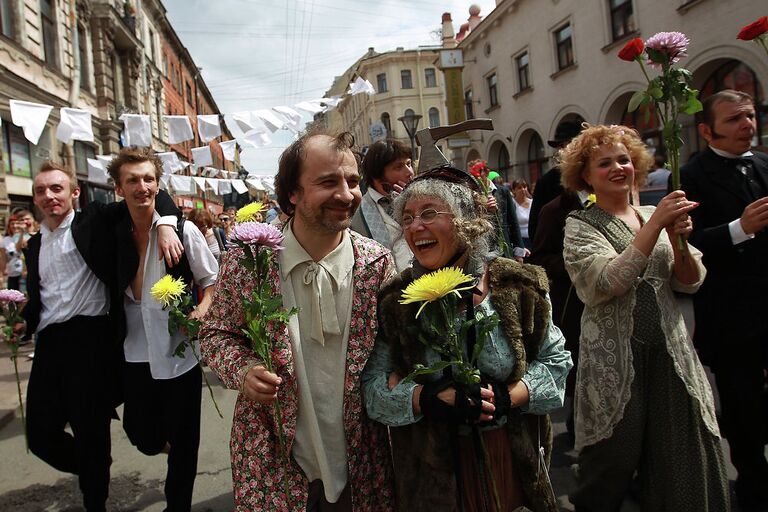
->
xmin=278 ymin=220 xmax=354 ymax=503
xmin=38 ymin=210 xmax=109 ymax=332
xmin=123 ymin=214 xmax=218 ymax=380
xmin=709 ymin=146 xmax=756 ymax=245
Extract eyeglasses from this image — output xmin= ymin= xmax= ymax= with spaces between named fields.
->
xmin=401 ymin=209 xmax=453 ymax=228
xmin=219 ymin=216 xmax=230 ymax=222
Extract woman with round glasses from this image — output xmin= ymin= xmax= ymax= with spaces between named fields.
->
xmin=362 ymin=167 xmax=572 ymax=511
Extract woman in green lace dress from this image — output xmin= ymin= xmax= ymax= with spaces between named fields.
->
xmin=561 ymin=124 xmax=729 ymax=511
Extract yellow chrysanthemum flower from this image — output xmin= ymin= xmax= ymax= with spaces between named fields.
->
xmin=236 ymin=201 xmax=264 ymax=223
xmin=150 ymin=275 xmax=186 ymax=308
xmin=400 ymin=267 xmax=475 ymax=318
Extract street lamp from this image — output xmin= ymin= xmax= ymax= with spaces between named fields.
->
xmin=398 ymin=113 xmax=422 ymax=161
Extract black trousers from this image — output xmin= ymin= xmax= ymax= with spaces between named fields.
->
xmin=25 ymin=315 xmax=113 ymax=512
xmin=123 ymin=362 xmax=202 ymax=512
xmin=713 ymin=335 xmax=768 ymax=508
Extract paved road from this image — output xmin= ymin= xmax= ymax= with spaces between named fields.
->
xmin=0 ymin=296 xmax=754 ymax=511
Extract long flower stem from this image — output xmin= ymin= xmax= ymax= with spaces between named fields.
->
xmin=11 ymin=355 xmax=28 ymax=453
xmin=189 ymin=344 xmax=224 ymax=419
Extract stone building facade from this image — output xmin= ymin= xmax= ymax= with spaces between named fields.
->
xmin=326 ymin=46 xmax=448 ymax=156
xmin=0 ymin=0 xmax=233 ymax=223
xmin=448 ymin=0 xmax=767 ymax=184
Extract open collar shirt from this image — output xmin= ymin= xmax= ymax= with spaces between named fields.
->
xmin=123 ymin=212 xmax=218 ymax=380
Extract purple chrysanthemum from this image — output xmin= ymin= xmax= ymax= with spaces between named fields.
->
xmin=0 ymin=289 xmax=26 ymax=303
xmin=645 ymin=32 xmax=690 ymax=68
xmin=232 ymin=222 xmax=285 ymax=250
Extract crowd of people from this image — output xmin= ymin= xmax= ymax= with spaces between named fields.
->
xmin=7 ymin=88 xmax=767 ymax=512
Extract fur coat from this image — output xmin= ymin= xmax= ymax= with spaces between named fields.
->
xmin=376 ymin=257 xmax=559 ymax=512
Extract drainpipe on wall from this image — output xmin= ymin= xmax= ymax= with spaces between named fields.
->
xmin=65 ymin=0 xmax=80 ymax=172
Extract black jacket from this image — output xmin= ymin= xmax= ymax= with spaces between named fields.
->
xmin=679 ymin=147 xmax=768 ymax=365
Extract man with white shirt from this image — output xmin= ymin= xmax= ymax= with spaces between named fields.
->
xmin=351 ymin=139 xmax=414 ymax=272
xmin=680 ymin=89 xmax=768 ymax=512
xmin=22 ymin=162 xmax=182 ymax=512
xmin=200 ymin=130 xmax=395 ymax=511
xmin=106 ymin=149 xmax=218 ymax=512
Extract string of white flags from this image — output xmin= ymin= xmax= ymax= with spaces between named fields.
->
xmin=6 ymin=76 xmax=377 ymax=191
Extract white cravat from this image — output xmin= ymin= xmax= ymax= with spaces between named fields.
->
xmin=301 ymin=260 xmax=342 ymax=345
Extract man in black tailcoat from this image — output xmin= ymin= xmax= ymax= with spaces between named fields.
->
xmin=679 ymin=89 xmax=768 ymax=512
xmin=22 ymin=162 xmax=181 ymax=512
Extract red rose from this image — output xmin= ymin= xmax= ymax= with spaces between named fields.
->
xmin=618 ymin=37 xmax=645 ymax=61
xmin=470 ymin=168 xmax=481 ymax=178
xmin=737 ymin=16 xmax=768 ymax=41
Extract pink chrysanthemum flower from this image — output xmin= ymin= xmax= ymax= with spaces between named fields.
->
xmin=232 ymin=222 xmax=285 ymax=250
xmin=645 ymin=31 xmax=690 ymax=68
xmin=0 ymin=289 xmax=26 ymax=303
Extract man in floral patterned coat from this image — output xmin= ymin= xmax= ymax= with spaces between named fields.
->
xmin=200 ymin=129 xmax=396 ymax=511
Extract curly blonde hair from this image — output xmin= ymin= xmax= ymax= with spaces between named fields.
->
xmin=557 ymin=123 xmax=653 ymax=192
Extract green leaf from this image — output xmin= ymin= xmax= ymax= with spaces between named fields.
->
xmin=648 ymin=86 xmax=663 ymax=100
xmin=682 ymin=92 xmax=703 ymax=115
xmin=645 ymin=47 xmax=668 ymax=66
xmin=628 ymin=90 xmax=648 ymax=112
xmin=401 ymin=360 xmax=460 ymax=383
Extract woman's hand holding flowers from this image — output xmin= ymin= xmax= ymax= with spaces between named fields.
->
xmin=648 ymin=191 xmax=698 ymax=235
xmin=415 ymin=377 xmax=495 ymax=423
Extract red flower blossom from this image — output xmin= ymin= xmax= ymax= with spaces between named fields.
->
xmin=618 ymin=37 xmax=645 ymax=61
xmin=468 ymin=160 xmax=488 ymax=178
xmin=737 ymin=16 xmax=768 ymax=41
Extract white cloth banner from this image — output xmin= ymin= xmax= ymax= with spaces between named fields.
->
xmin=273 ymin=106 xmax=303 ymax=133
xmin=10 ymin=100 xmax=53 ymax=145
xmin=242 ymin=130 xmax=271 ymax=148
xmin=56 ymin=108 xmax=93 ymax=143
xmin=205 ymin=178 xmax=218 ymax=193
xmin=169 ymin=174 xmax=194 ymax=194
xmin=192 ymin=176 xmax=208 ymax=191
xmin=156 ymin=152 xmax=183 ymax=175
xmin=164 ymin=116 xmax=194 ymax=144
xmin=254 ymin=109 xmax=285 ymax=132
xmin=246 ymin=177 xmax=265 ymax=191
xmin=217 ymin=179 xmax=232 ymax=195
xmin=219 ymin=139 xmax=238 ymax=161
xmin=231 ymin=179 xmax=248 ymax=194
xmin=197 ymin=115 xmax=221 ymax=143
xmin=294 ymin=100 xmax=324 ymax=115
xmin=87 ymin=158 xmax=109 ymax=184
xmin=191 ymin=146 xmax=213 ymax=168
xmin=119 ymin=114 xmax=152 ymax=147
xmin=348 ymin=76 xmax=375 ymax=96
xmin=205 ymin=167 xmax=220 ymax=178
xmin=321 ymin=96 xmax=344 ymax=108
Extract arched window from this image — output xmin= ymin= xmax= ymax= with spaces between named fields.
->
xmin=428 ymin=107 xmax=440 ymax=128
xmin=404 ymin=108 xmax=415 ymax=117
xmin=496 ymin=143 xmax=510 ymax=175
xmin=527 ymin=134 xmax=546 ymax=183
xmin=381 ymin=112 xmax=391 ymax=136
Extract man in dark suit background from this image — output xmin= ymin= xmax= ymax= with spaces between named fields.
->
xmin=22 ymin=162 xmax=181 ymax=512
xmin=528 ymin=121 xmax=582 ymax=241
xmin=679 ymin=89 xmax=768 ymax=512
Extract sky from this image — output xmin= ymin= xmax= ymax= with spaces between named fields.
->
xmin=161 ymin=0 xmax=497 ymax=175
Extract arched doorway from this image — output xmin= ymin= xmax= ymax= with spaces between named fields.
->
xmin=488 ymin=140 xmax=511 ymax=181
xmin=698 ymin=60 xmax=766 ymax=150
xmin=465 ymin=148 xmax=481 ymax=170
xmin=622 ymin=103 xmax=662 ymax=157
xmin=514 ymin=129 xmax=547 ymax=183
